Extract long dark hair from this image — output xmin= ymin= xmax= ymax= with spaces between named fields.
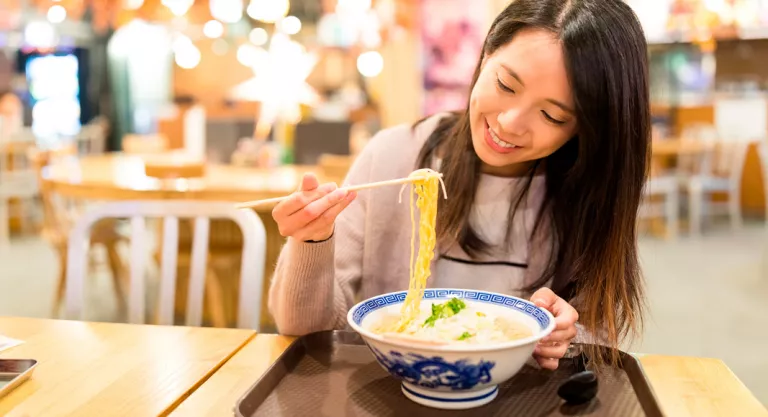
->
xmin=417 ymin=0 xmax=650 ymax=363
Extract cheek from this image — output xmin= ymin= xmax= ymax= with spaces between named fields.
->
xmin=472 ymin=80 xmax=496 ymax=111
xmin=470 ymin=70 xmax=499 ymax=114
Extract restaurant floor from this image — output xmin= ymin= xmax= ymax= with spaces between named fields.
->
xmin=1 ymin=222 xmax=767 ymax=406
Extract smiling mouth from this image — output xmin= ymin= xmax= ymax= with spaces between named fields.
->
xmin=488 ymin=127 xmax=518 ymax=149
xmin=484 ymin=121 xmax=520 ymax=152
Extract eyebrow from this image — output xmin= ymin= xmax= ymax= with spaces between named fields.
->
xmin=502 ymin=64 xmax=525 ymax=87
xmin=501 ymin=64 xmax=576 ymax=115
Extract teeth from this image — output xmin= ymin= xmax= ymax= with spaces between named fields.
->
xmin=490 ymin=129 xmax=516 ymax=149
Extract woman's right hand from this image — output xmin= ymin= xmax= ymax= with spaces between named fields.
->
xmin=272 ymin=173 xmax=357 ymax=242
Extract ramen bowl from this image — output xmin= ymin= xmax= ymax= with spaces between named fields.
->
xmin=347 ymin=288 xmax=555 ymax=410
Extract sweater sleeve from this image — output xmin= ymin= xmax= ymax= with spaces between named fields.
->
xmin=267 ymin=135 xmax=375 ymax=336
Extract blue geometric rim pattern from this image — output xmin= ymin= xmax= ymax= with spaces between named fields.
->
xmin=351 ymin=289 xmax=550 ymax=329
xmin=369 ymin=345 xmax=495 ymax=391
xmin=402 ymin=384 xmax=498 ymax=403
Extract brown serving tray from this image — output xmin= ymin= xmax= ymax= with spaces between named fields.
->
xmin=235 ymin=331 xmax=664 ymax=416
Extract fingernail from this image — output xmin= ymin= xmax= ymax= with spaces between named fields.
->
xmin=532 ymin=299 xmax=545 ymax=306
xmin=346 ymin=191 xmax=357 ymax=201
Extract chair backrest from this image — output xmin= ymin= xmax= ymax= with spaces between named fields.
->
xmin=718 ymin=139 xmax=752 ymax=186
xmin=27 ymin=147 xmax=79 ymax=241
xmin=679 ymin=123 xmax=718 ymax=176
xmin=0 ymin=141 xmax=39 ymax=199
xmin=64 ymin=200 xmax=267 ymax=330
xmin=75 ymin=117 xmax=109 ymax=155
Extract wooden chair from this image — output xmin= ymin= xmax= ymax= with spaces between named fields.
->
xmin=63 ymin=200 xmax=267 ymax=329
xmin=639 ymin=175 xmax=679 ymax=239
xmin=686 ymin=139 xmax=750 ymax=236
xmin=75 ymin=116 xmax=109 ymax=155
xmin=27 ymin=148 xmax=129 ymax=316
xmin=0 ymin=139 xmax=40 ymax=246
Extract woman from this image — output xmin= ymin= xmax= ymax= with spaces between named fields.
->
xmin=268 ymin=0 xmax=649 ymax=370
xmin=0 ymin=90 xmax=23 ymax=139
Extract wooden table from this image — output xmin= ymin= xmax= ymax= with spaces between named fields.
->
xmin=42 ymin=152 xmax=325 ymax=202
xmin=1 ymin=319 xmax=764 ymax=416
xmin=651 ymin=139 xmax=715 ymax=157
xmin=176 ymin=335 xmax=768 ymax=417
xmin=0 ymin=317 xmax=255 ymax=417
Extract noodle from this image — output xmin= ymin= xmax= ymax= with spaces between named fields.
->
xmin=369 ymin=169 xmax=533 ymax=345
xmin=386 ymin=169 xmax=446 ymax=332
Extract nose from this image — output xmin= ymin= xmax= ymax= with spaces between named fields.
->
xmin=496 ymin=107 xmax=528 ymax=137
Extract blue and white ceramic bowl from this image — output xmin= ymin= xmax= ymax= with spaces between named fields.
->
xmin=347 ymin=288 xmax=556 ymax=410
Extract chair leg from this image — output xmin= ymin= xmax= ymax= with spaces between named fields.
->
xmin=17 ymin=199 xmax=27 ymax=236
xmin=728 ymin=189 xmax=743 ymax=231
xmin=105 ymin=241 xmax=128 ymax=312
xmin=52 ymin=247 xmax=67 ymax=317
xmin=204 ymin=266 xmax=228 ymax=328
xmin=665 ymin=190 xmax=679 ymax=240
xmin=0 ymin=199 xmax=9 ymax=247
xmin=689 ymin=186 xmax=703 ymax=236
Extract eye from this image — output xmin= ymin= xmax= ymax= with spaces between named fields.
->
xmin=496 ymin=77 xmax=515 ymax=94
xmin=541 ymin=110 xmax=566 ymax=126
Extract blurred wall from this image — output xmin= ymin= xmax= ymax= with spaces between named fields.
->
xmin=715 ymin=39 xmax=768 ymax=86
xmin=368 ymin=30 xmax=423 ymax=128
xmin=172 ymin=38 xmax=256 ymax=118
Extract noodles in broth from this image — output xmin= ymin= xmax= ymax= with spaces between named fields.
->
xmin=370 ymin=169 xmax=533 ymax=344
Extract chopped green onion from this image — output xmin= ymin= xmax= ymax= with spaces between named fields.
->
xmin=458 ymin=332 xmax=473 ymax=340
xmin=423 ymin=298 xmax=467 ymax=327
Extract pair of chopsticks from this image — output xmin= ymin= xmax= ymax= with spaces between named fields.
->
xmin=234 ymin=173 xmax=443 ymax=209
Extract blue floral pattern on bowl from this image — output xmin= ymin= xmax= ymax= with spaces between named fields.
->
xmin=369 ymin=345 xmax=495 ymax=390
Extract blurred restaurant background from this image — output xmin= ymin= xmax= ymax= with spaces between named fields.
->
xmin=1 ymin=0 xmax=768 ymax=405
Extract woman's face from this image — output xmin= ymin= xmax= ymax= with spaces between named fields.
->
xmin=469 ymin=28 xmax=578 ymax=176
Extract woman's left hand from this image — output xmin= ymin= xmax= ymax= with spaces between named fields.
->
xmin=530 ymin=287 xmax=579 ymax=370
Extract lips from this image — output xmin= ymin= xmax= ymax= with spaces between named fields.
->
xmin=484 ymin=121 xmax=520 ymax=154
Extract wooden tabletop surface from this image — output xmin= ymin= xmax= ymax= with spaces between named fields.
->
xmin=1 ymin=319 xmax=765 ymax=416
xmin=40 ymin=153 xmax=330 ymax=204
xmin=0 ymin=317 xmax=255 ymax=417
xmin=178 ymin=335 xmax=767 ymax=417
xmin=169 ymin=334 xmax=294 ymax=417
xmin=639 ymin=354 xmax=767 ymax=416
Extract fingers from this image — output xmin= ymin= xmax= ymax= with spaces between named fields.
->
xmin=280 ymin=189 xmax=356 ymax=240
xmin=530 ymin=288 xmax=579 ymax=371
xmin=293 ymin=191 xmax=357 ymax=241
xmin=531 ymin=288 xmax=579 ymax=333
xmin=302 ymin=188 xmax=349 ymax=219
xmin=553 ymin=297 xmax=579 ymax=324
xmin=530 ymin=287 xmax=557 ymax=311
xmin=534 ymin=355 xmax=560 ymax=370
xmin=534 ymin=341 xmax=569 ymax=359
xmin=276 ymin=188 xmax=350 ymax=237
xmin=541 ymin=327 xmax=578 ymax=344
xmin=300 ymin=172 xmax=320 ymax=192
xmin=273 ymin=182 xmax=337 ymax=220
